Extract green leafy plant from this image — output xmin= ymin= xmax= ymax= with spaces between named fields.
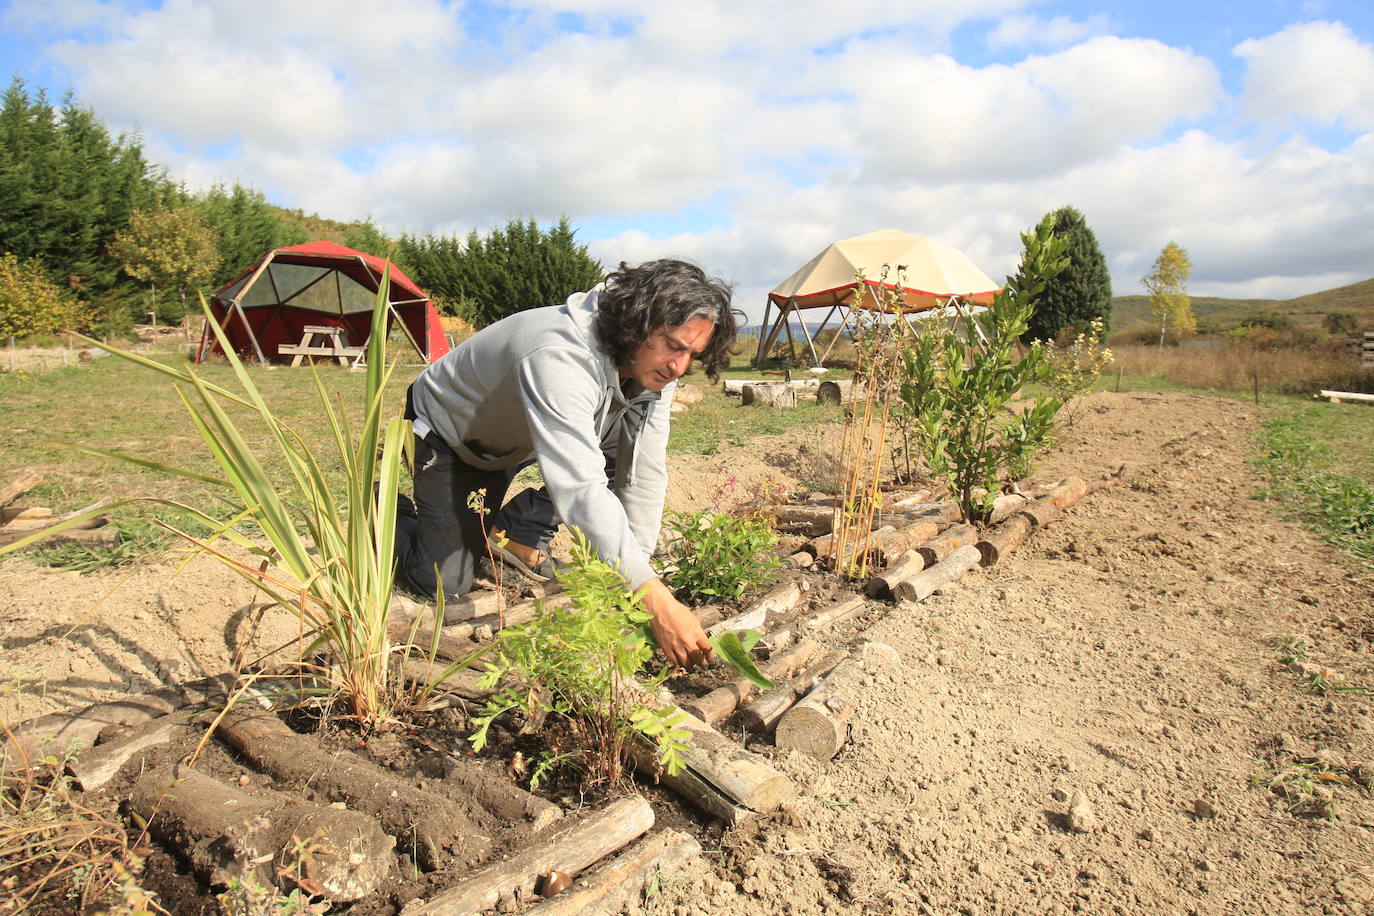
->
xmin=469 ymin=532 xmax=693 ymax=786
xmin=662 ymin=509 xmax=781 ymax=603
xmin=897 ymin=216 xmax=1069 ymax=523
xmin=1268 ymin=753 xmax=1371 ymax=822
xmin=0 ymin=270 xmax=472 ymax=726
xmin=1040 ymin=317 xmax=1114 ymax=429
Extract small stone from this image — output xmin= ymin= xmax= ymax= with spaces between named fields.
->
xmin=1050 ymin=787 xmax=1069 ymax=803
xmin=237 ymin=774 xmax=251 ymax=786
xmin=1192 ymin=798 xmax=1218 ymax=819
xmin=1067 ymin=790 xmax=1098 ymax=833
xmin=936 ymin=650 xmax=955 ymax=667
xmin=1139 ymin=827 xmax=1155 ymax=842
xmin=861 ymin=641 xmax=901 ymax=668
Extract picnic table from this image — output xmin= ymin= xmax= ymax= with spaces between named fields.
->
xmin=277 ymin=325 xmax=365 ymax=367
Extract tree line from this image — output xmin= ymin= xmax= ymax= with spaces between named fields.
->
xmin=0 ymin=79 xmax=603 ymax=341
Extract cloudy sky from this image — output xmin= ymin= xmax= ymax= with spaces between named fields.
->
xmin=2 ymin=0 xmax=1371 ymax=322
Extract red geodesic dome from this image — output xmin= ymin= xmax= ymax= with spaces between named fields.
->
xmin=197 ymin=241 xmax=449 ymax=365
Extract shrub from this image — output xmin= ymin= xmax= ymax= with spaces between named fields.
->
xmin=662 ymin=509 xmax=781 ymax=603
xmin=0 ymin=253 xmax=85 ymax=339
xmin=468 ymin=533 xmax=692 ymax=787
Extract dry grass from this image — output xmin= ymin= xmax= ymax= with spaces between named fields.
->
xmin=1110 ymin=343 xmax=1374 ymax=395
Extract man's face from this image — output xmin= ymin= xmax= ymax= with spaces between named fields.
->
xmin=619 ymin=317 xmax=715 ymax=392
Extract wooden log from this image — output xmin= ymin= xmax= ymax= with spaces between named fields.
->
xmin=914 ymin=522 xmax=978 ymax=567
xmin=629 ymin=707 xmax=796 ymax=819
xmin=682 ymin=640 xmax=819 ymax=724
xmin=0 ymin=497 xmax=113 ymax=546
xmin=723 ymin=379 xmax=819 ymax=394
xmin=892 ymin=544 xmax=981 ymax=602
xmin=976 ymin=514 xmax=1032 ymax=567
xmin=888 ymin=489 xmax=933 ymax=509
xmin=865 ymin=549 xmax=926 ymax=598
xmin=0 ymin=506 xmax=50 ymax=524
xmin=2 ymin=674 xmax=235 ymax=770
xmin=0 ymin=470 xmax=42 ymax=509
xmin=1016 ymin=498 xmax=1062 ymax=528
xmin=868 ymin=519 xmax=941 ymax=565
xmin=815 ymin=379 xmax=860 ymax=405
xmin=782 ymin=550 xmax=814 ymax=569
xmin=895 ymin=502 xmax=964 ymax=526
xmin=216 ymin=708 xmax=490 ymax=870
xmin=23 ymin=526 xmax=120 ymax=549
xmin=737 ymin=648 xmax=846 ymax=734
xmin=132 ymin=766 xmax=393 ymax=903
xmin=775 ymin=659 xmax=861 ymax=760
xmin=529 ymin=828 xmax=700 ymax=915
xmin=798 ymin=595 xmax=866 ymax=632
xmin=67 ymin=714 xmax=198 ymax=791
xmin=1044 ymin=476 xmax=1088 ymax=509
xmin=442 ymin=756 xmax=562 ymax=831
xmin=400 ymin=796 xmax=653 ymax=916
xmin=775 ymin=505 xmax=835 ymax=536
xmin=397 ymin=659 xmax=491 ymax=701
xmin=704 ymin=580 xmax=805 ymax=639
xmin=741 ymin=384 xmax=797 ymax=408
xmin=986 ymin=493 xmax=1028 ymax=525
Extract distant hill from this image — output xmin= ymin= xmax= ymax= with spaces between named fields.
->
xmin=1112 ymin=278 xmax=1374 ymax=335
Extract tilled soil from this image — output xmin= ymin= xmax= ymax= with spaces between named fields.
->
xmin=3 ymin=390 xmax=1373 ymax=914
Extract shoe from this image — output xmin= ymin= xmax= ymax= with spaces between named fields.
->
xmin=486 ymin=537 xmax=567 ymax=583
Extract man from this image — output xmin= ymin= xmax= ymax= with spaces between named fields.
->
xmin=395 ymin=259 xmax=737 ymax=667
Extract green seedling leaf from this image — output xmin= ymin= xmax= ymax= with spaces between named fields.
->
xmin=710 ymin=630 xmax=772 ymax=690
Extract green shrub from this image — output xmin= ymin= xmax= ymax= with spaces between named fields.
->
xmin=468 ymin=533 xmax=691 ymax=787
xmin=662 ymin=509 xmax=781 ymax=603
xmin=0 ymin=253 xmax=85 ymax=339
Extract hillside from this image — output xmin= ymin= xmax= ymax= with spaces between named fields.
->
xmin=1112 ymin=278 xmax=1374 ymax=335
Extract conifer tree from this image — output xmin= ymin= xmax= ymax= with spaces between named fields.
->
xmin=1017 ymin=205 xmax=1113 ymax=342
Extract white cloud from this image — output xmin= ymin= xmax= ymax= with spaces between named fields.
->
xmin=1235 ymin=20 xmax=1374 ymax=131
xmin=985 ymin=12 xmax=1110 ymax=51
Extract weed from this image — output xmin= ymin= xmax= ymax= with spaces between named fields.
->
xmin=1268 ymin=754 xmax=1368 ymax=822
xmin=1041 ymin=318 xmax=1114 ymax=429
xmin=1271 ymin=633 xmax=1310 ymax=666
xmin=28 ymin=517 xmax=167 ymax=572
xmin=662 ymin=510 xmax=781 ymax=604
xmin=0 ymin=748 xmax=156 ymax=912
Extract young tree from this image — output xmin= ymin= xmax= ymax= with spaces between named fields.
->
xmin=1142 ymin=242 xmax=1195 ymax=346
xmin=108 ymin=206 xmax=222 ymax=330
xmin=1018 ymin=205 xmax=1113 ymax=342
xmin=0 ymin=253 xmax=86 ymax=338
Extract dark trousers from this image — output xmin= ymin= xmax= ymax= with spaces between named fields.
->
xmin=394 ymin=430 xmax=562 ymax=600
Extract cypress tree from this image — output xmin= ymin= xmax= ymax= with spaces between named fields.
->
xmin=1017 ymin=205 xmax=1113 ymax=342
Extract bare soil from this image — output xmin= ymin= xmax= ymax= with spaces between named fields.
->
xmin=3 ymin=390 xmax=1374 ymax=914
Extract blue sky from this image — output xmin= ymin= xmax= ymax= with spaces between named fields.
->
xmin=2 ymin=0 xmax=1372 ymax=323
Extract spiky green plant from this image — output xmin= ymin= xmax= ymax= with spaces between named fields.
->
xmin=0 ymin=269 xmax=458 ymax=726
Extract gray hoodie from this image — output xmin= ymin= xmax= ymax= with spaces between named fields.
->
xmin=408 ymin=289 xmax=670 ymax=588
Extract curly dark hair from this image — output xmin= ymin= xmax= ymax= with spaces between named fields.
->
xmin=594 ymin=259 xmax=738 ymax=380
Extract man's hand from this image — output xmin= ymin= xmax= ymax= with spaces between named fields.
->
xmin=637 ymin=578 xmax=713 ymax=668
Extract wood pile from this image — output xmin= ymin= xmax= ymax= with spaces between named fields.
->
xmin=0 ymin=471 xmax=119 ymax=549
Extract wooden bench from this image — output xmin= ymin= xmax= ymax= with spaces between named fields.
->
xmin=278 ymin=325 xmax=364 ymax=367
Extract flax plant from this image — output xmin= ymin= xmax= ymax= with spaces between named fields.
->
xmin=0 ymin=269 xmax=437 ymax=726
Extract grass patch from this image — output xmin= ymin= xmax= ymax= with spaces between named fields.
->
xmin=669 ymin=369 xmax=842 ymax=455
xmin=1251 ymin=401 xmax=1374 ymax=564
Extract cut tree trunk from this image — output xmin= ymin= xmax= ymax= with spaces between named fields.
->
xmin=1016 ymin=498 xmax=1062 ymax=529
xmin=865 ymin=549 xmax=926 ymax=598
xmin=798 ymin=595 xmax=866 ymax=632
xmin=1044 ymin=476 xmax=1088 ymax=509
xmin=868 ymin=519 xmax=941 ymax=566
xmin=442 ymin=756 xmax=562 ymax=831
xmin=216 ymin=707 xmax=490 ymax=870
xmin=682 ymin=639 xmax=819 ymax=724
xmin=775 ymin=658 xmax=861 ymax=760
xmin=815 ymin=379 xmax=860 ymax=405
xmin=0 ymin=506 xmax=50 ymax=524
xmin=400 ymin=795 xmax=654 ymax=916
xmin=775 ymin=505 xmax=835 ymax=536
xmin=741 ymin=384 xmax=798 ymax=408
xmin=67 ymin=714 xmax=199 ymax=791
xmin=888 ymin=489 xmax=933 ymax=509
xmin=0 ymin=497 xmax=113 ymax=547
xmin=986 ymin=493 xmax=1028 ymax=525
xmin=528 ymin=828 xmax=701 ymax=916
xmin=976 ymin=514 xmax=1032 ymax=567
xmin=628 ymin=707 xmax=796 ymax=822
xmin=705 ymin=580 xmax=805 ymax=638
xmin=914 ymin=523 xmax=978 ymax=568
xmin=0 ymin=470 xmax=41 ymax=509
xmin=892 ymin=543 xmax=981 ymax=602
xmin=738 ymin=649 xmax=847 ymax=734
xmin=131 ymin=766 xmax=394 ymax=903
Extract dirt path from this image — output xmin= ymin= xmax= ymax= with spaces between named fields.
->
xmin=3 ymin=391 xmax=1373 ymax=913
